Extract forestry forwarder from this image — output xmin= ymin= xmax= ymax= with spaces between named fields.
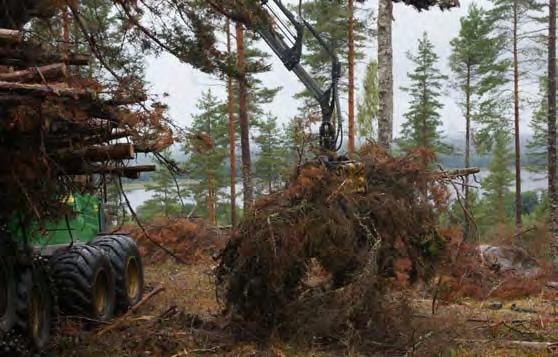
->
xmin=0 ymin=2 xmax=157 ymax=353
xmin=1 ymin=193 xmax=147 ymax=354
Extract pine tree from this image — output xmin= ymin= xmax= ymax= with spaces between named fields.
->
xmin=397 ymin=33 xmax=451 ymax=156
xmin=449 ymin=3 xmax=508 ymax=239
xmin=236 ymin=23 xmax=252 ymax=214
xmin=231 ymin=27 xmax=281 ymax=212
xmin=30 ymin=0 xmax=146 ymax=90
xmin=357 ymin=59 xmax=379 ymax=141
xmin=296 ymin=0 xmax=368 ymax=146
xmin=184 ymin=90 xmax=229 ymax=225
xmin=225 ymin=19 xmax=237 ymax=227
xmin=548 ymin=0 xmax=558 ymax=256
xmin=489 ymin=0 xmax=545 ymax=232
xmin=481 ymin=130 xmax=514 ymax=225
xmin=254 ymin=114 xmax=289 ymax=195
xmin=348 ymin=0 xmax=356 ymax=153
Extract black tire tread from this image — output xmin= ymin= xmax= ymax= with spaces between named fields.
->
xmin=0 ymin=236 xmax=16 ymax=334
xmin=90 ymin=235 xmax=144 ymax=311
xmin=13 ymin=256 xmax=57 ymax=353
xmin=49 ymin=245 xmax=115 ymax=321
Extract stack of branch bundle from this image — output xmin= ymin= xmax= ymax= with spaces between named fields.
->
xmin=0 ymin=29 xmax=172 ymax=226
xmin=216 ymin=144 xmax=452 ymax=340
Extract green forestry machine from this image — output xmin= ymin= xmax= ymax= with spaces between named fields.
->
xmin=0 ymin=1 xmax=162 ymax=353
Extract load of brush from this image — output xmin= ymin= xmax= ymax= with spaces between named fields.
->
xmin=0 ymin=1 xmax=172 ymax=227
xmin=216 ymin=145 xmax=461 ymax=346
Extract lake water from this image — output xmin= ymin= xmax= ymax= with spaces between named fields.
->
xmin=124 ymin=183 xmax=244 ymax=210
xmin=125 ymin=169 xmax=548 ymax=210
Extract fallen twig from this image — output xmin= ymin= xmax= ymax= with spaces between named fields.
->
xmin=97 ymin=286 xmax=165 ymax=336
xmin=455 ymin=338 xmax=558 ymax=351
xmin=169 ymin=345 xmax=223 ymax=356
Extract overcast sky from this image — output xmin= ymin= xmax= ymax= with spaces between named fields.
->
xmin=144 ymin=0 xmax=537 ymax=144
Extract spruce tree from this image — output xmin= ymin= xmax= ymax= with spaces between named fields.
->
xmin=481 ymin=130 xmax=514 ymax=225
xmin=140 ymin=150 xmax=183 ymax=220
xmin=184 ymin=90 xmax=229 ymax=225
xmin=284 ymin=116 xmax=313 ymax=167
xmin=527 ymin=78 xmax=551 ymax=173
xmin=397 ymin=33 xmax=451 ymax=156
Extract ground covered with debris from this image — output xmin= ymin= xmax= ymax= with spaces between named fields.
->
xmin=51 ymin=259 xmax=558 ymax=357
xmin=49 ymin=145 xmax=558 ymax=356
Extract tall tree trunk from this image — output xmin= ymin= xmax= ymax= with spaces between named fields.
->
xmin=207 ymin=116 xmax=216 ymax=225
xmin=62 ymin=6 xmax=70 ymax=54
xmin=226 ymin=20 xmax=237 ymax=227
xmin=513 ymin=0 xmax=523 ymax=235
xmin=464 ymin=65 xmax=472 ymax=240
xmin=378 ymin=0 xmax=393 ymax=150
xmin=207 ymin=171 xmax=216 ymax=224
xmin=498 ymin=191 xmax=505 ymax=225
xmin=348 ymin=0 xmax=356 ymax=154
xmin=236 ymin=22 xmax=253 ymax=213
xmin=548 ymin=0 xmax=558 ymax=260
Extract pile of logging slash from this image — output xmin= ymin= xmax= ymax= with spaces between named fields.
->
xmin=0 ymin=27 xmax=171 ymax=225
xmin=216 ymin=145 xmax=475 ymax=345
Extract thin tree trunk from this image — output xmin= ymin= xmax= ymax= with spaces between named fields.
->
xmin=348 ymin=0 xmax=356 ymax=154
xmin=62 ymin=6 xmax=70 ymax=55
xmin=497 ymin=189 xmax=506 ymax=238
xmin=548 ymin=0 xmax=558 ymax=260
xmin=236 ymin=22 xmax=253 ymax=213
xmin=207 ymin=171 xmax=216 ymax=224
xmin=207 ymin=115 xmax=216 ymax=225
xmin=62 ymin=5 xmax=70 ymax=79
xmin=464 ymin=65 xmax=472 ymax=240
xmin=226 ymin=20 xmax=237 ymax=227
xmin=378 ymin=0 xmax=393 ymax=150
xmin=513 ymin=0 xmax=522 ymax=235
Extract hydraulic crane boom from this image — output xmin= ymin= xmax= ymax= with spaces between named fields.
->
xmin=255 ymin=0 xmax=342 ymax=152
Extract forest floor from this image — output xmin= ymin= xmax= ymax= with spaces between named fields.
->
xmin=52 ymin=260 xmax=558 ymax=357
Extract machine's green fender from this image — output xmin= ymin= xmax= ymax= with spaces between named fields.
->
xmin=9 ymin=194 xmax=102 ymax=248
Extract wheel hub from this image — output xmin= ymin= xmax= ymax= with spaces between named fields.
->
xmin=94 ymin=270 xmax=109 ymax=317
xmin=126 ymin=257 xmax=140 ymax=301
xmin=29 ymin=286 xmax=43 ymax=340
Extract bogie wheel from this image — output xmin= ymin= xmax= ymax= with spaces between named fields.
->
xmin=90 ymin=235 xmax=144 ymax=312
xmin=0 ymin=238 xmax=16 ymax=335
xmin=49 ymin=245 xmax=116 ymax=323
xmin=14 ymin=258 xmax=56 ymax=352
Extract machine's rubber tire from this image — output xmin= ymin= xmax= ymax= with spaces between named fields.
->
xmin=14 ymin=257 xmax=56 ymax=352
xmin=0 ymin=238 xmax=16 ymax=335
xmin=90 ymin=235 xmax=144 ymax=312
xmin=49 ymin=245 xmax=116 ymax=323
